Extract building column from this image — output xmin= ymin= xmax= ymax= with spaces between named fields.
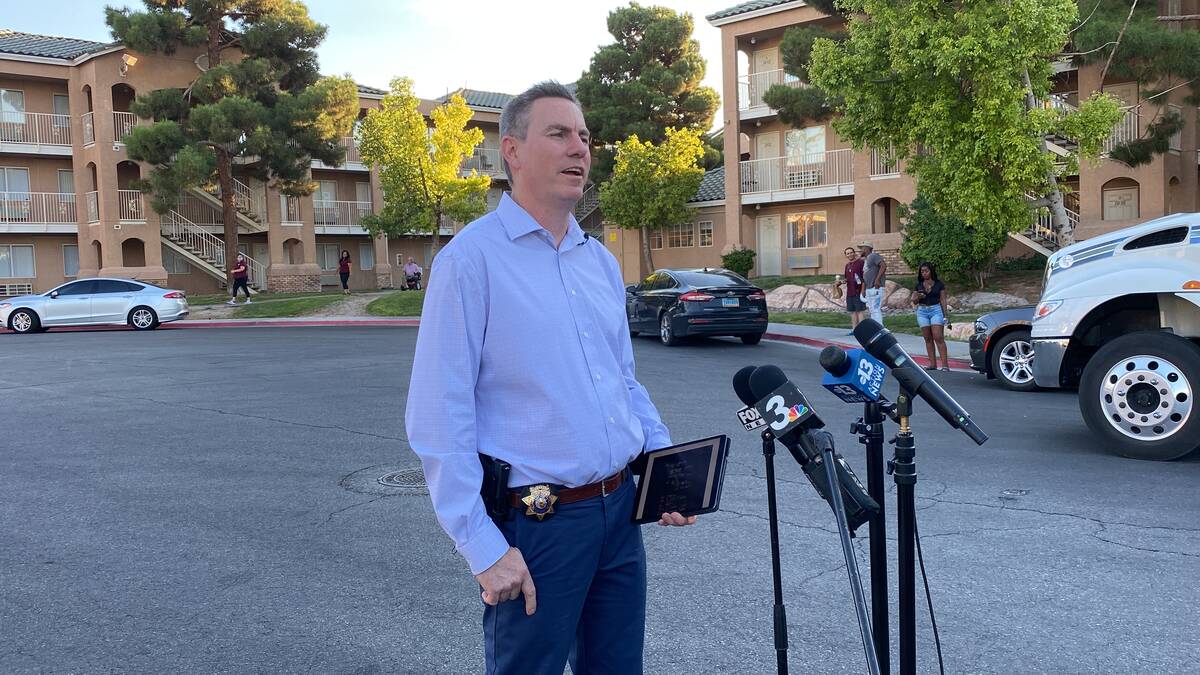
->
xmin=722 ymin=31 xmax=745 ymax=255
xmin=370 ymin=171 xmax=392 ymax=288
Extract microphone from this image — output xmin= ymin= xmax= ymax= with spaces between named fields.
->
xmin=732 ymin=365 xmax=767 ymax=430
xmin=819 ymin=346 xmax=889 ymax=404
xmin=852 ymin=319 xmax=988 ymax=445
xmin=747 ymin=365 xmax=879 ymax=533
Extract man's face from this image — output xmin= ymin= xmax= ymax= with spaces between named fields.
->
xmin=858 ymin=247 xmax=871 ymax=258
xmin=504 ymin=97 xmax=590 ymax=206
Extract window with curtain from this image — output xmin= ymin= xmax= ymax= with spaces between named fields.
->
xmin=667 ymin=222 xmax=695 ymax=248
xmin=358 ymin=242 xmax=375 ymax=270
xmin=787 ymin=211 xmax=828 ymax=248
xmin=63 ymin=244 xmax=79 ymax=276
xmin=699 ymin=221 xmax=714 ymax=247
xmin=0 ymin=244 xmax=35 ymax=278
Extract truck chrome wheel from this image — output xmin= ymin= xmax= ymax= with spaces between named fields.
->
xmin=1098 ymin=355 xmax=1192 ymax=441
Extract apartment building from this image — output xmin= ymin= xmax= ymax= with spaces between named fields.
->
xmin=0 ymin=29 xmax=522 ymax=297
xmin=608 ymin=0 xmax=1200 ymax=283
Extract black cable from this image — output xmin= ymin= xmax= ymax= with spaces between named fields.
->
xmin=913 ymin=518 xmax=945 ymax=675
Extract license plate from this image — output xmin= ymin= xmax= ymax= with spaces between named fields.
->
xmin=722 ymin=298 xmax=740 ymax=308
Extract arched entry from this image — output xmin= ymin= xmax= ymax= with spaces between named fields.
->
xmin=116 ymin=161 xmax=144 ymax=221
xmin=871 ymin=197 xmax=901 ymax=234
xmin=1167 ymin=176 xmax=1182 ymax=214
xmin=121 ymin=237 xmax=146 ymax=267
xmin=111 ymin=83 xmax=137 ymax=142
xmin=93 ymin=240 xmax=104 ymax=269
xmin=283 ymin=238 xmax=304 ymax=264
xmin=1101 ymin=177 xmax=1139 ymax=221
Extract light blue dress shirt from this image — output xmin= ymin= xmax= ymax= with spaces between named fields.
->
xmin=405 ymin=193 xmax=672 ymax=575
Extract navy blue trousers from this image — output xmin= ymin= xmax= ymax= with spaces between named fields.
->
xmin=483 ymin=473 xmax=646 ymax=675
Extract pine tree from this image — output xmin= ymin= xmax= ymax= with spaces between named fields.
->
xmin=106 ymin=0 xmax=359 ymax=288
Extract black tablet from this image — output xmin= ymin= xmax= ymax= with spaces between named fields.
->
xmin=630 ymin=435 xmax=730 ymax=525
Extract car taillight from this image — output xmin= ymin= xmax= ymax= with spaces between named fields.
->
xmin=163 ymin=292 xmax=185 ymax=299
xmin=748 ymin=291 xmax=766 ymax=301
xmin=679 ymin=292 xmax=714 ymax=302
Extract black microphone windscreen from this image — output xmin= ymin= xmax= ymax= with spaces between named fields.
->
xmin=748 ymin=364 xmax=789 ymax=401
xmin=732 ymin=366 xmax=759 ymax=406
xmin=852 ymin=318 xmax=897 ymax=358
xmin=818 ymin=345 xmax=850 ymax=376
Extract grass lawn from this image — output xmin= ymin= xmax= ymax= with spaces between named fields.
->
xmin=366 ymin=291 xmax=425 ymax=317
xmin=231 ymin=295 xmax=344 ymax=318
xmin=772 ymin=311 xmax=978 ymax=339
xmin=189 ymin=291 xmax=333 ymax=306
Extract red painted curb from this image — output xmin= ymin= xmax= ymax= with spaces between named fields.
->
xmin=174 ymin=319 xmax=420 ymax=328
xmin=762 ymin=331 xmax=974 ymax=371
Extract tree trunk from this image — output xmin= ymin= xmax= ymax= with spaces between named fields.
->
xmin=640 ymin=226 xmax=655 ymax=276
xmin=430 ymin=209 xmax=444 ymax=263
xmin=1022 ymin=69 xmax=1073 ymax=245
xmin=216 ymin=148 xmax=240 ymax=289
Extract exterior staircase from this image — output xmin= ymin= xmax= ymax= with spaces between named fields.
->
xmin=1011 ymin=192 xmax=1080 ymax=256
xmin=160 ymin=210 xmax=266 ymax=291
xmin=179 ymin=177 xmax=268 ymax=233
xmin=574 ymin=184 xmax=603 ymax=236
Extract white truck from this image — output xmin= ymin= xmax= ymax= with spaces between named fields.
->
xmin=1031 ymin=213 xmax=1200 ymax=460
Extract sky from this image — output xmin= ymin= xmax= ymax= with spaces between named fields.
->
xmin=5 ymin=0 xmax=737 ymax=105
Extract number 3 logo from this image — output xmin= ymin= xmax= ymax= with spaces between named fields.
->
xmin=764 ymin=395 xmax=789 ymax=431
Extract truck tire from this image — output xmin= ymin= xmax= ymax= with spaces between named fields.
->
xmin=1079 ymin=331 xmax=1200 ymax=460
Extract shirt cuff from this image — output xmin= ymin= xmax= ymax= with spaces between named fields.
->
xmin=458 ymin=523 xmax=512 ymax=576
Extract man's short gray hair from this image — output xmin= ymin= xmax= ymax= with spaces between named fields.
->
xmin=499 ymin=81 xmax=581 ymax=182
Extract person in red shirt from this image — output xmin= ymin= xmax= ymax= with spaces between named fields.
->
xmin=835 ymin=246 xmax=866 ymax=330
xmin=226 ymin=254 xmax=251 ymax=305
xmin=338 ymin=250 xmax=352 ymax=294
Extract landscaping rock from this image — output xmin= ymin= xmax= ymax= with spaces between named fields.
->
xmin=949 ymin=291 xmax=1031 ymax=311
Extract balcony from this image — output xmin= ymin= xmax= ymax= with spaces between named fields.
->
xmin=113 ymin=112 xmax=138 ymax=144
xmin=869 ymin=146 xmax=902 ymax=178
xmin=0 ymin=111 xmax=72 ymax=155
xmin=311 ymin=137 xmax=366 ymax=171
xmin=738 ymin=69 xmax=805 ymax=119
xmin=0 ymin=192 xmax=77 ymax=233
xmin=117 ymin=189 xmax=146 ymax=222
xmin=85 ymin=191 xmax=99 ymax=223
xmin=82 ymin=112 xmax=95 ymax=146
xmin=462 ymin=147 xmax=505 ymax=178
xmin=313 ymin=199 xmax=374 ymax=234
xmin=739 ymin=149 xmax=854 ymax=204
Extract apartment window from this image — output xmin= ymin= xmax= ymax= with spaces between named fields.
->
xmin=787 ymin=211 xmax=828 ymax=248
xmin=1167 ymin=0 xmax=1182 ymax=32
xmin=699 ymin=221 xmax=714 ymax=247
xmin=58 ymin=170 xmax=75 ymax=201
xmin=0 ymin=89 xmax=25 ymax=125
xmin=0 ymin=244 xmax=35 ymax=278
xmin=1 ymin=167 xmax=31 ymax=221
xmin=649 ymin=229 xmax=663 ymax=250
xmin=358 ymin=242 xmax=375 ymax=270
xmin=667 ymin=222 xmax=695 ymax=248
xmin=161 ymin=245 xmax=190 ymax=274
xmin=317 ymin=243 xmax=341 ymax=271
xmin=52 ymin=94 xmax=70 ymax=126
xmin=63 ymin=244 xmax=79 ymax=277
xmin=1102 ymin=186 xmax=1139 ymax=221
xmin=785 ymin=126 xmax=825 ymax=163
xmin=1168 ymin=105 xmax=1182 ymax=153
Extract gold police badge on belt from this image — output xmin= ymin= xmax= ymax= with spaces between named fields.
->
xmin=521 ymin=484 xmax=558 ymax=521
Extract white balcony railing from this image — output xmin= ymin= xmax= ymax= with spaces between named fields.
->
xmin=1103 ymin=108 xmax=1140 ymax=155
xmin=740 ymin=149 xmax=854 ymax=194
xmin=117 ymin=189 xmax=146 ymax=221
xmin=85 ymin=191 xmax=99 ymax=223
xmin=462 ymin=147 xmax=504 ymax=176
xmin=869 ymin=146 xmax=901 ymax=176
xmin=162 ymin=210 xmax=267 ymax=287
xmin=113 ymin=111 xmax=137 ymax=143
xmin=0 ymin=192 xmax=77 ymax=223
xmin=340 ymin=137 xmax=360 ymax=164
xmin=82 ymin=112 xmax=95 ymax=146
xmin=207 ymin=177 xmax=266 ymax=222
xmin=314 ymin=199 xmax=373 ymax=227
xmin=738 ymin=69 xmax=805 ymax=110
xmin=0 ymin=111 xmax=72 ymax=146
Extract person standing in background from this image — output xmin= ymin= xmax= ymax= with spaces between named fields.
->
xmin=859 ymin=241 xmax=887 ymax=324
xmin=338 ymin=250 xmax=352 ymax=295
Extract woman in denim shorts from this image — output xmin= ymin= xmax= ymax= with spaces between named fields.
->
xmin=911 ymin=261 xmax=951 ymax=371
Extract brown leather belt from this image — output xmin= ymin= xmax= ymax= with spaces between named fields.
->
xmin=507 ymin=469 xmax=626 ymax=509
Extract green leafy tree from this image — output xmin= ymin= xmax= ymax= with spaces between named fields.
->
xmin=106 ymin=0 xmax=359 ymax=286
xmin=357 ymin=78 xmax=489 ymax=261
xmin=760 ymin=24 xmax=846 ymax=127
xmin=1070 ymin=0 xmax=1200 ymax=166
xmin=808 ymin=0 xmax=1121 ymax=244
xmin=599 ymin=128 xmax=705 ymax=274
xmin=576 ymin=3 xmax=720 ymax=181
xmin=899 ymin=195 xmax=1009 ymax=289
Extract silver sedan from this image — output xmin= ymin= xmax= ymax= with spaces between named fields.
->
xmin=1 ymin=278 xmax=189 ymax=333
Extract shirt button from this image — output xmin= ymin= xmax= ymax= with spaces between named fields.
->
xmin=571 ymin=290 xmax=577 ymax=296
xmin=594 ymin=373 xmax=601 ymax=381
xmin=582 ymin=331 xmax=590 ymax=338
xmin=608 ymin=417 xmax=615 ymax=424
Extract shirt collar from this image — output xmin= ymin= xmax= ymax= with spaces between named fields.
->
xmin=497 ymin=192 xmax=585 ymax=249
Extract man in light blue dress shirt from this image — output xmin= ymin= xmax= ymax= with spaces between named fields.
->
xmin=405 ymin=82 xmax=696 ymax=674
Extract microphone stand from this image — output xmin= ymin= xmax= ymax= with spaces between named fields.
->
xmin=853 ymin=399 xmax=893 ymax=675
xmin=816 ymin=433 xmax=882 ymax=675
xmin=890 ymin=384 xmax=919 ymax=675
xmin=760 ymin=429 xmax=789 ymax=675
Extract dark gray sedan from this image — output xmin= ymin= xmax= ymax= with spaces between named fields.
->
xmin=625 ymin=268 xmax=768 ymax=346
xmin=1 ymin=278 xmax=189 ymax=333
xmin=969 ymin=306 xmax=1036 ymax=391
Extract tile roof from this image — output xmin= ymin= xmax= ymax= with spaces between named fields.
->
xmin=444 ymin=89 xmax=514 ymax=110
xmin=706 ymin=0 xmax=796 ymax=22
xmin=0 ymin=29 xmax=112 ymax=60
xmin=689 ymin=166 xmax=725 ymax=203
xmin=356 ymin=83 xmax=387 ymax=96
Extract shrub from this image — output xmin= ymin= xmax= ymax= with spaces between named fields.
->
xmin=721 ymin=246 xmax=756 ymax=278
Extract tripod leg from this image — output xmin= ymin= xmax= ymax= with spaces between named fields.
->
xmin=894 ymin=432 xmax=917 ymax=675
xmin=763 ymin=434 xmax=789 ymax=675
xmin=822 ymin=447 xmax=881 ymax=675
xmin=864 ymin=402 xmax=890 ymax=674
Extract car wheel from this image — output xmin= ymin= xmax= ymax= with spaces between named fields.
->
xmin=9 ymin=309 xmax=39 ymax=334
xmin=129 ymin=306 xmax=159 ymax=331
xmin=660 ymin=313 xmax=681 ymax=346
xmin=1079 ymin=331 xmax=1200 ymax=461
xmin=990 ymin=330 xmax=1037 ymax=392
xmin=740 ymin=333 xmax=764 ymax=345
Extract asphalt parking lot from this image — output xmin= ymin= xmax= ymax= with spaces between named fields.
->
xmin=1 ymin=326 xmax=1197 ymax=674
